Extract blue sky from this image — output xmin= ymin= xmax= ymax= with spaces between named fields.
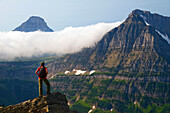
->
xmin=0 ymin=0 xmax=170 ymax=31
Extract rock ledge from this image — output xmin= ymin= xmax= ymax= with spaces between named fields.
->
xmin=0 ymin=92 xmax=77 ymax=113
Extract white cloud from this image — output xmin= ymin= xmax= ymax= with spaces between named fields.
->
xmin=0 ymin=21 xmax=122 ymax=60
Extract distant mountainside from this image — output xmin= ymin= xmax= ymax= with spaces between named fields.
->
xmin=48 ymin=9 xmax=170 ymax=76
xmin=13 ymin=16 xmax=54 ymax=32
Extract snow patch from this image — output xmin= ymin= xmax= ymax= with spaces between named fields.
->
xmin=88 ymin=106 xmax=96 ymax=113
xmin=140 ymin=14 xmax=147 ymax=21
xmin=75 ymin=70 xmax=86 ymax=75
xmin=140 ymin=14 xmax=150 ymax=26
xmin=73 ymin=69 xmax=86 ymax=75
xmin=156 ymin=30 xmax=170 ymax=44
xmin=65 ymin=71 xmax=70 ymax=74
xmin=88 ymin=110 xmax=93 ymax=113
xmin=89 ymin=70 xmax=95 ymax=75
xmin=144 ymin=21 xmax=150 ymax=26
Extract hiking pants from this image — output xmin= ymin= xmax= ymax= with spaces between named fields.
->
xmin=38 ymin=78 xmax=50 ymax=96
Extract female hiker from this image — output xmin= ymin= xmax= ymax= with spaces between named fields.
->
xmin=35 ymin=62 xmax=51 ymax=96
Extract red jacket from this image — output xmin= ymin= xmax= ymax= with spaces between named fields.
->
xmin=35 ymin=66 xmax=48 ymax=79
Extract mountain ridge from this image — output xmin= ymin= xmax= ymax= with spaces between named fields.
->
xmin=48 ymin=9 xmax=170 ymax=76
xmin=130 ymin=9 xmax=170 ymax=39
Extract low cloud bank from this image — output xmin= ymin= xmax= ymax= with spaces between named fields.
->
xmin=0 ymin=22 xmax=122 ymax=60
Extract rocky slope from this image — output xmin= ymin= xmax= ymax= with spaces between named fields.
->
xmin=13 ymin=16 xmax=54 ymax=32
xmin=50 ymin=74 xmax=169 ymax=113
xmin=0 ymin=92 xmax=77 ymax=113
xmin=48 ymin=9 xmax=170 ymax=76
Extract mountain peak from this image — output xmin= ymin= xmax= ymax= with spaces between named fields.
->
xmin=125 ymin=11 xmax=146 ymax=25
xmin=48 ymin=9 xmax=170 ymax=75
xmin=13 ymin=16 xmax=54 ymax=32
xmin=0 ymin=92 xmax=77 ymax=113
xmin=129 ymin=9 xmax=150 ymax=16
xmin=27 ymin=16 xmax=45 ymax=22
xmin=129 ymin=9 xmax=170 ymax=39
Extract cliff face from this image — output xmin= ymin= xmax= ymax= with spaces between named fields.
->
xmin=0 ymin=92 xmax=77 ymax=113
xmin=48 ymin=9 xmax=170 ymax=75
xmin=13 ymin=16 xmax=54 ymax=32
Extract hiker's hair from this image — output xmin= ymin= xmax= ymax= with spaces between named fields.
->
xmin=41 ymin=62 xmax=45 ymax=67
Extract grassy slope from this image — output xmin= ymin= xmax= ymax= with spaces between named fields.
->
xmin=50 ymin=74 xmax=170 ymax=113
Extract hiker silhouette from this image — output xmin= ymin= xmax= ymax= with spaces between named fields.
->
xmin=35 ymin=62 xmax=51 ymax=96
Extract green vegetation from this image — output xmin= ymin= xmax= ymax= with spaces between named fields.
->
xmin=0 ymin=56 xmax=169 ymax=111
xmin=97 ymin=99 xmax=112 ymax=110
xmin=50 ymin=74 xmax=170 ymax=112
xmin=91 ymin=109 xmax=116 ymax=113
xmin=70 ymin=100 xmax=91 ymax=113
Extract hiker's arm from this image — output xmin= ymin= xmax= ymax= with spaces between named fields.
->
xmin=35 ymin=69 xmax=39 ymax=76
xmin=46 ymin=68 xmax=48 ymax=75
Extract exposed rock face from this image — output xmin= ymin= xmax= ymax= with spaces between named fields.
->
xmin=48 ymin=9 xmax=170 ymax=75
xmin=131 ymin=9 xmax=170 ymax=38
xmin=13 ymin=16 xmax=54 ymax=32
xmin=0 ymin=92 xmax=77 ymax=113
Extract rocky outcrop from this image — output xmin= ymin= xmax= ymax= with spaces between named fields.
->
xmin=13 ymin=16 xmax=54 ymax=32
xmin=0 ymin=92 xmax=77 ymax=113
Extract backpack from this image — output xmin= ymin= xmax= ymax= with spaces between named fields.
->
xmin=39 ymin=67 xmax=47 ymax=78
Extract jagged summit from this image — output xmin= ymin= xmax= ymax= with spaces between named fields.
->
xmin=13 ymin=16 xmax=54 ymax=32
xmin=129 ymin=9 xmax=151 ymax=17
xmin=130 ymin=9 xmax=170 ymax=38
xmin=0 ymin=92 xmax=77 ymax=113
